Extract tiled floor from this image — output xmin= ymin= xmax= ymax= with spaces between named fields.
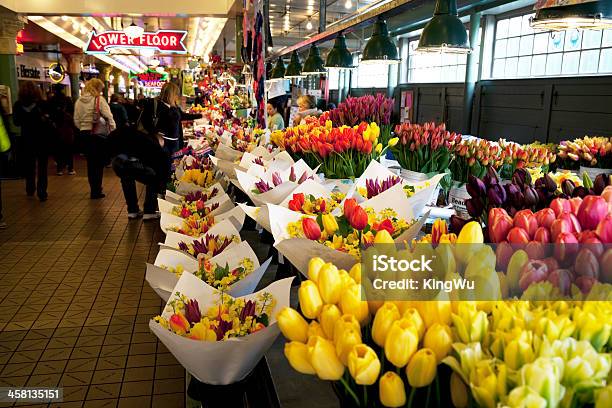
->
xmin=0 ymin=159 xmax=185 ymax=408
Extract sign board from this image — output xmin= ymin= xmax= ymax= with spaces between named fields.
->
xmin=130 ymin=69 xmax=169 ymax=88
xmin=85 ymin=30 xmax=188 ymax=54
xmin=15 ymin=55 xmax=69 ymax=85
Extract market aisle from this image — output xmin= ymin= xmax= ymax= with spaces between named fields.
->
xmin=0 ymin=158 xmax=185 ymax=408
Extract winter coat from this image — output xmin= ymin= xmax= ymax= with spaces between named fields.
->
xmin=73 ymin=94 xmax=116 ymax=132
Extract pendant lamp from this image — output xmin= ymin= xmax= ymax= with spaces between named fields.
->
xmin=301 ymin=45 xmax=327 ymax=75
xmin=530 ymin=1 xmax=612 ymax=31
xmin=285 ymin=51 xmax=305 ymax=78
xmin=270 ymin=57 xmax=286 ymax=81
xmin=416 ymin=0 xmax=470 ymax=54
xmin=124 ymin=19 xmax=144 ymax=39
xmin=325 ymin=34 xmax=355 ymax=69
xmin=361 ymin=17 xmax=400 ymax=64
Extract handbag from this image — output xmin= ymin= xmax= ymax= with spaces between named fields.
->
xmin=136 ymin=98 xmax=158 ymax=135
xmin=92 ymin=96 xmax=110 ymax=136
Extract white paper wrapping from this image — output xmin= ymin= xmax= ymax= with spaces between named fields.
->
xmin=157 ymin=193 xmax=233 ymax=216
xmin=149 ymin=275 xmax=293 ymax=385
xmin=159 ymin=205 xmax=244 ymax=235
xmin=162 ymin=219 xmax=242 ymax=250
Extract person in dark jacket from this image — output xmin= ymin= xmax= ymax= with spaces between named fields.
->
xmin=110 ymin=94 xmax=129 ymax=129
xmin=48 ymin=86 xmax=76 ymax=175
xmin=13 ymin=81 xmax=50 ymax=201
xmin=109 ymin=127 xmax=166 ymax=220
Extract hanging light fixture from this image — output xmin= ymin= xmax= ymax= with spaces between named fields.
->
xmin=416 ymin=0 xmax=470 ymax=54
xmin=149 ymin=57 xmax=160 ymax=68
xmin=345 ymin=0 xmax=352 ymax=9
xmin=361 ymin=17 xmax=400 ymax=64
xmin=270 ymin=57 xmax=286 ymax=81
xmin=301 ymin=45 xmax=327 ymax=75
xmin=285 ymin=51 xmax=305 ymax=78
xmin=306 ymin=17 xmax=313 ymax=30
xmin=530 ymin=1 xmax=612 ymax=31
xmin=124 ymin=18 xmax=144 ymax=39
xmin=325 ymin=34 xmax=355 ymax=69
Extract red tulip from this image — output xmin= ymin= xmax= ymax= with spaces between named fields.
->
xmin=600 ymin=249 xmax=612 ymax=283
xmin=569 ymin=197 xmax=582 ymax=216
xmin=534 ymin=227 xmax=551 ymax=244
xmin=373 ymin=219 xmax=394 ymax=235
xmin=344 ymin=198 xmax=358 ymax=220
xmin=488 ymin=208 xmax=509 ymax=230
xmin=489 ymin=212 xmax=514 ymax=243
xmin=181 ymin=207 xmax=192 ymax=218
xmin=550 ymin=217 xmax=573 ymax=242
xmin=288 ymin=193 xmax=305 ymax=212
xmin=548 ymin=269 xmax=573 ymax=296
xmin=302 ymin=218 xmax=322 ymax=240
xmin=525 ymin=241 xmax=546 ymax=260
xmin=519 ymin=260 xmax=549 ymax=291
xmin=595 ymin=213 xmax=612 ymax=244
xmin=554 ymin=232 xmax=579 ymax=266
xmin=349 ymin=205 xmax=368 ymax=231
xmin=495 ymin=241 xmax=514 ymax=271
xmin=577 ymin=195 xmax=608 ymax=231
xmin=574 ymin=248 xmax=599 ymax=279
xmin=507 ymin=227 xmax=530 ymax=244
xmin=514 ymin=210 xmax=537 ymax=239
xmin=535 ymin=208 xmax=555 ymax=229
xmin=558 ymin=212 xmax=582 ymax=235
xmin=550 ymin=198 xmax=571 ymax=218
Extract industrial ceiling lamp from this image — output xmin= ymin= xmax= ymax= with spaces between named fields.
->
xmin=285 ymin=51 xmax=305 ymax=78
xmin=361 ymin=17 xmax=400 ymax=64
xmin=124 ymin=18 xmax=144 ymax=39
xmin=270 ymin=57 xmax=286 ymax=81
xmin=325 ymin=34 xmax=355 ymax=69
xmin=301 ymin=45 xmax=327 ymax=75
xmin=416 ymin=0 xmax=470 ymax=54
xmin=530 ymin=1 xmax=612 ymax=31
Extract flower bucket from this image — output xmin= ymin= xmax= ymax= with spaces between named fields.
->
xmin=400 ymin=169 xmax=441 ymax=206
xmin=448 ymin=182 xmax=470 ymax=219
xmin=579 ymin=166 xmax=611 ymax=181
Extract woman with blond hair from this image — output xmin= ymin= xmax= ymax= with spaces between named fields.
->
xmin=292 ymin=94 xmax=320 ymax=126
xmin=74 ymin=78 xmax=116 ymax=199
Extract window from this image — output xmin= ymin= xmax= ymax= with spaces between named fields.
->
xmin=352 ymin=56 xmax=389 ymax=88
xmin=492 ymin=12 xmax=612 ymax=78
xmin=327 ymin=68 xmax=340 ymax=90
xmin=406 ymin=29 xmax=480 ymax=83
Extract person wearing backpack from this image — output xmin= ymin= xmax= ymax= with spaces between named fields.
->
xmin=13 ymin=81 xmax=51 ymax=202
xmin=74 ymin=79 xmax=116 ymax=199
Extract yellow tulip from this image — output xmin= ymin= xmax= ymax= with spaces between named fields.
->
xmin=189 ymin=322 xmax=217 ymax=341
xmin=307 ymin=321 xmax=326 ymax=339
xmin=319 ymin=304 xmax=341 ymax=339
xmin=414 ymin=297 xmax=452 ymax=328
xmin=388 ymin=137 xmax=399 ymax=147
xmin=504 ymin=339 xmax=534 ymax=371
xmin=372 ymin=302 xmax=400 ymax=347
xmin=406 ymin=348 xmax=437 ymax=388
xmin=450 ymin=372 xmax=468 ymax=408
xmin=339 ymin=283 xmax=370 ymax=325
xmin=384 ymin=319 xmax=418 ymax=367
xmin=348 ymin=344 xmax=381 ymax=385
xmin=322 ymin=214 xmax=339 ymax=235
xmin=374 ymin=229 xmax=395 ymax=244
xmin=284 ymin=341 xmax=316 ymax=375
xmin=333 ymin=314 xmax=361 ymax=344
xmin=379 ymin=371 xmax=406 ymax=407
xmin=318 ymin=263 xmax=343 ymax=304
xmin=307 ymin=336 xmax=344 ymax=380
xmin=349 ymin=263 xmax=362 ymax=284
xmin=469 ymin=360 xmax=507 ymax=408
xmin=308 ymin=257 xmax=326 ymax=283
xmin=423 ymin=323 xmax=453 ymax=363
xmin=277 ymin=307 xmax=309 ymax=343
xmin=375 ymin=143 xmax=383 ymax=154
xmin=595 ymin=384 xmax=612 ymax=408
xmin=336 ymin=327 xmax=362 ymax=365
xmin=338 ymin=269 xmax=354 ymax=291
xmin=298 ymin=280 xmax=323 ymax=319
xmin=402 ymin=308 xmax=425 ymax=340
xmin=455 ymin=221 xmax=484 ymax=265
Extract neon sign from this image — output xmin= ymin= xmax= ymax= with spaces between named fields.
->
xmin=131 ymin=69 xmax=168 ymax=88
xmin=85 ymin=30 xmax=187 ymax=54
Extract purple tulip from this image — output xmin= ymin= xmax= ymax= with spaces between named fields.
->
xmin=185 ymin=299 xmax=201 ymax=324
xmin=272 ymin=172 xmax=283 ymax=187
xmin=466 ymin=198 xmax=484 ymax=218
xmin=467 ymin=175 xmax=486 ymax=198
xmin=289 ymin=166 xmax=296 ymax=182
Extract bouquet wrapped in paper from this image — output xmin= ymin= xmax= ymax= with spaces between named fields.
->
xmin=158 ymin=192 xmax=234 ymax=219
xmin=161 ymin=219 xmax=241 ymax=251
xmin=150 ymin=274 xmax=293 ymax=384
xmin=164 ymin=183 xmax=224 ymax=205
xmin=160 ymin=206 xmax=245 ymax=236
xmin=146 ymin=240 xmax=272 ymax=302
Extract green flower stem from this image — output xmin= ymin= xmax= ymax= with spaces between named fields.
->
xmin=407 ymin=387 xmax=416 ymax=408
xmin=339 ymin=376 xmax=360 ymax=407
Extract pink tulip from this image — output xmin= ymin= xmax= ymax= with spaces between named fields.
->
xmin=507 ymin=227 xmax=530 ymax=244
xmin=548 ymin=268 xmax=573 ymax=296
xmin=534 ymin=227 xmax=551 ymax=244
xmin=569 ymin=197 xmax=583 ymax=216
xmin=574 ymin=248 xmax=600 ymax=280
xmin=595 ymin=213 xmax=612 ymax=244
xmin=575 ymin=276 xmax=597 ymax=294
xmin=550 ymin=198 xmax=571 ymax=218
xmin=577 ymin=195 xmax=608 ymax=231
xmin=600 ymin=249 xmax=612 ymax=283
xmin=554 ymin=232 xmax=579 ymax=266
xmin=514 ymin=210 xmax=537 ymax=239
xmin=495 ymin=241 xmax=514 ymax=271
xmin=525 ymin=241 xmax=546 ymax=260
xmin=535 ymin=208 xmax=556 ymax=229
xmin=519 ymin=260 xmax=549 ymax=291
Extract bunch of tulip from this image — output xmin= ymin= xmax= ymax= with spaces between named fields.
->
xmin=271 ymin=119 xmax=398 ymax=179
xmin=287 ymin=192 xmax=344 ymax=215
xmin=326 ymin=94 xmax=394 ymax=144
xmin=287 ymin=198 xmax=412 ymax=259
xmin=195 ymin=257 xmax=255 ymax=291
xmin=443 ymin=299 xmax=612 ymax=408
xmin=449 ymin=138 xmax=504 ymax=183
xmin=180 ymin=169 xmax=215 ymax=188
xmin=557 ymin=135 xmax=612 ymax=170
xmin=177 ymin=235 xmax=239 ymax=258
xmin=168 ymin=214 xmax=217 ymax=237
xmin=528 ymin=168 xmax=582 ymax=194
xmin=498 ymin=139 xmax=557 ymax=179
xmin=153 ymin=291 xmax=275 ymax=341
xmin=251 ymin=167 xmax=312 ymax=194
xmin=172 ymin=201 xmax=220 ymax=219
xmin=182 ymin=188 xmax=220 ymax=204
xmin=391 ymin=122 xmax=460 ymax=174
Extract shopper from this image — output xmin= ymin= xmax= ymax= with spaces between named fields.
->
xmin=49 ymin=85 xmax=76 ymax=175
xmin=13 ymin=81 xmax=50 ymax=201
xmin=292 ymin=95 xmax=320 ymax=126
xmin=74 ymin=79 xmax=116 ymax=199
xmin=110 ymin=94 xmax=129 ymax=129
xmin=109 ymin=127 xmax=165 ymax=220
xmin=266 ymin=97 xmax=285 ymax=131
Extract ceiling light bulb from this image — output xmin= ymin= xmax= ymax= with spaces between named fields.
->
xmin=306 ymin=19 xmax=313 ymax=30
xmin=61 ymin=16 xmax=68 ymax=21
xmin=80 ymin=26 xmax=88 ymax=35
xmin=345 ymin=0 xmax=352 ymax=9
xmin=124 ymin=21 xmax=144 ymax=39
